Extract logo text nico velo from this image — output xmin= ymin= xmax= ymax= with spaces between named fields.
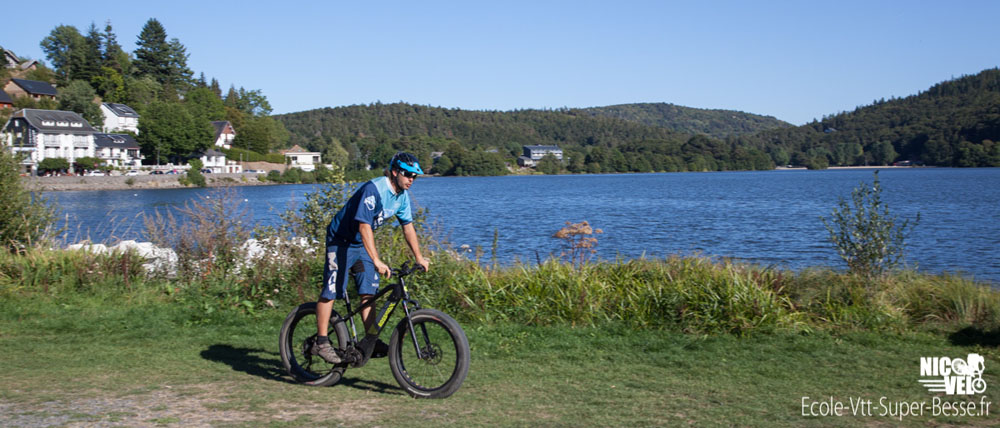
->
xmin=801 ymin=354 xmax=991 ymax=421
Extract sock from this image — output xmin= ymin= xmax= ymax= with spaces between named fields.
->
xmin=317 ymin=335 xmax=331 ymax=345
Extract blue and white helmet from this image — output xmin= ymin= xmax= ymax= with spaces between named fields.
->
xmin=390 ymin=152 xmax=423 ymax=175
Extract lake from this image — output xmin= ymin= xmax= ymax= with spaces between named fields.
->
xmin=49 ymin=168 xmax=1000 ymax=283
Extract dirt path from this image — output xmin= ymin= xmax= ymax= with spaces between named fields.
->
xmin=0 ymin=382 xmax=379 ymax=427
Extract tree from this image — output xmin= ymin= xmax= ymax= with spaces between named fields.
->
xmin=101 ymin=20 xmax=130 ymax=73
xmin=73 ymin=156 xmax=103 ymax=171
xmin=92 ymin=66 xmax=127 ymax=103
xmin=0 ymin=150 xmax=56 ymax=252
xmin=80 ymin=23 xmax=104 ymax=86
xmin=185 ymin=158 xmax=206 ymax=187
xmin=536 ymin=153 xmax=561 ymax=174
xmin=133 ymin=19 xmax=172 ymax=84
xmin=233 ymin=115 xmax=289 ymax=154
xmin=166 ymin=37 xmax=193 ymax=89
xmin=124 ymin=75 xmax=162 ymax=108
xmin=209 ymin=78 xmax=222 ymax=98
xmin=37 ymin=157 xmax=70 ymax=174
xmin=868 ymin=141 xmax=898 ymax=165
xmin=227 ymin=87 xmax=273 ymax=117
xmin=823 ymin=171 xmax=919 ymax=279
xmin=40 ymin=25 xmax=87 ymax=85
xmin=58 ymin=80 xmax=103 ymax=126
xmin=184 ymin=87 xmax=226 ymax=121
xmin=138 ymin=101 xmax=213 ymax=163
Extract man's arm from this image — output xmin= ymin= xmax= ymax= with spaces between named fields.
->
xmin=358 ymin=223 xmax=391 ymax=278
xmin=402 ymin=222 xmax=429 ymax=272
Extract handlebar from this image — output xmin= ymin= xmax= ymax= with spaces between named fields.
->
xmin=392 ymin=261 xmax=427 ymax=278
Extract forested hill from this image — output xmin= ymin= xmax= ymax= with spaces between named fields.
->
xmin=276 ymin=103 xmax=778 ymax=175
xmin=733 ymin=68 xmax=1000 ymax=168
xmin=276 ymin=69 xmax=1000 ymax=175
xmin=575 ymin=103 xmax=791 ymax=139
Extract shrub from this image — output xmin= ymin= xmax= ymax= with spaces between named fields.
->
xmin=37 ymin=157 xmax=70 ymax=174
xmin=0 ymin=150 xmax=57 ymax=252
xmin=822 ymin=171 xmax=918 ymax=279
xmin=186 ymin=159 xmax=206 ymax=187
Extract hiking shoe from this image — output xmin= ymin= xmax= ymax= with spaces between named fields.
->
xmin=371 ymin=339 xmax=389 ymax=358
xmin=312 ymin=342 xmax=342 ymax=364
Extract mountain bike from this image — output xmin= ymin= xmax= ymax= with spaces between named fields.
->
xmin=278 ymin=262 xmax=470 ymax=398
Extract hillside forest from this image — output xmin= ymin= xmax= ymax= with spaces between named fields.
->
xmin=277 ymin=69 xmax=1000 ymax=175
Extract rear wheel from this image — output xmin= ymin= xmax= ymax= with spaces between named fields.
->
xmin=388 ymin=309 xmax=470 ymax=398
xmin=278 ymin=302 xmax=349 ymax=386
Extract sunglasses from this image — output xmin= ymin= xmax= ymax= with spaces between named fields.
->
xmin=400 ymin=171 xmax=419 ymax=179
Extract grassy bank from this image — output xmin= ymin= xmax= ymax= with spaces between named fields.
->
xmin=2 ymin=247 xmax=1000 ymax=426
xmin=1 ymin=293 xmax=999 ymax=427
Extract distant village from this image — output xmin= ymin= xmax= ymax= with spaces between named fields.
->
xmin=1 ymin=49 xmax=322 ymax=177
xmin=2 ymin=48 xmax=566 ymax=178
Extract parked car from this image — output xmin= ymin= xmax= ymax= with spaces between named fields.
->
xmin=125 ymin=170 xmax=140 ymax=176
xmin=150 ymin=170 xmax=165 ymax=175
xmin=85 ymin=170 xmax=105 ymax=176
xmin=166 ymin=169 xmax=180 ymax=174
xmin=200 ymin=169 xmax=213 ymax=173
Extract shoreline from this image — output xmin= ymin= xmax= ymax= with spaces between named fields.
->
xmin=21 ymin=165 xmax=934 ymax=192
xmin=24 ymin=165 xmax=934 ymax=192
xmin=22 ymin=173 xmax=274 ymax=192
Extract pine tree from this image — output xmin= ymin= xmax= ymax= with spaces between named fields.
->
xmin=167 ymin=37 xmax=193 ymax=89
xmin=81 ymin=23 xmax=104 ymax=87
xmin=102 ymin=20 xmax=129 ymax=73
xmin=133 ymin=18 xmax=172 ymax=84
xmin=209 ymin=78 xmax=222 ymax=98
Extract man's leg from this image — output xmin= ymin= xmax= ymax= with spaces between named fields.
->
xmin=359 ymin=294 xmax=375 ymax=333
xmin=313 ymin=246 xmax=349 ymax=364
xmin=355 ymin=250 xmax=388 ymax=357
xmin=316 ymin=298 xmax=334 ymax=337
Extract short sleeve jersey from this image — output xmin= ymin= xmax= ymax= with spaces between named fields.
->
xmin=326 ymin=176 xmax=414 ymax=247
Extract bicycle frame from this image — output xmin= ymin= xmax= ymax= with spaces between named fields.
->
xmin=339 ymin=265 xmax=431 ymax=360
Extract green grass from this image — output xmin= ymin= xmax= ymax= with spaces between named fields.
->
xmin=2 ymin=294 xmax=999 ymax=427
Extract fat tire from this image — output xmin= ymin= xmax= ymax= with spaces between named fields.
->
xmin=388 ymin=309 xmax=470 ymax=398
xmin=278 ymin=302 xmax=349 ymax=386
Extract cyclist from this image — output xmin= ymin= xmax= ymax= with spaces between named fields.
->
xmin=313 ymin=152 xmax=431 ymax=364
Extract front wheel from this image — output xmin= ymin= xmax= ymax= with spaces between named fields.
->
xmin=388 ymin=309 xmax=470 ymax=398
xmin=278 ymin=302 xmax=349 ymax=386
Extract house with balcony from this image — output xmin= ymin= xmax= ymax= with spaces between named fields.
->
xmin=2 ymin=109 xmax=97 ymax=174
xmin=99 ymin=103 xmax=140 ymax=134
xmin=281 ymin=145 xmax=321 ymax=172
xmin=211 ymin=121 xmax=235 ymax=149
xmin=93 ymin=133 xmax=142 ymax=167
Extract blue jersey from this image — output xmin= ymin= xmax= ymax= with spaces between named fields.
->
xmin=326 ymin=176 xmax=414 ymax=247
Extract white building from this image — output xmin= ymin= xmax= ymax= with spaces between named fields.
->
xmin=100 ymin=103 xmax=140 ymax=134
xmin=2 ymin=109 xmax=97 ymax=174
xmin=281 ymin=145 xmax=322 ymax=172
xmin=200 ymin=148 xmax=242 ymax=173
xmin=94 ymin=133 xmax=142 ymax=167
xmin=212 ymin=121 xmax=235 ymax=149
xmin=523 ymin=145 xmax=563 ymax=161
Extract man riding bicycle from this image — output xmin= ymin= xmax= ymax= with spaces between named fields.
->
xmin=313 ymin=152 xmax=430 ymax=364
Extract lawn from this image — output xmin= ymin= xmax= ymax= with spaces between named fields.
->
xmin=1 ymin=295 xmax=998 ymax=427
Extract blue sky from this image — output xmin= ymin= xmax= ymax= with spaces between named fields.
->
xmin=4 ymin=1 xmax=998 ymax=125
